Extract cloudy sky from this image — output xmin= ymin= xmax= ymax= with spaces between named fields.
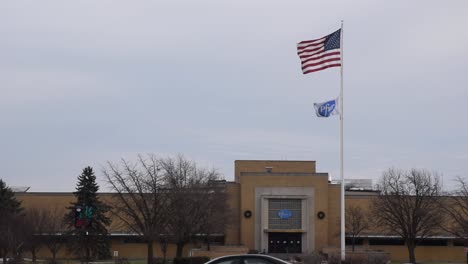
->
xmin=1 ymin=1 xmax=467 ymax=192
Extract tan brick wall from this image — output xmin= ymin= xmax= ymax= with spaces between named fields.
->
xmin=30 ymin=239 xmax=197 ymax=259
xmin=235 ymin=160 xmax=316 ymax=182
xmin=13 ymin=160 xmax=466 ymax=262
xmin=368 ymin=245 xmax=465 ymax=262
xmin=238 ymin=175 xmax=326 ymax=250
xmin=16 ymin=192 xmax=127 ymax=232
xmin=344 ymin=193 xmax=465 ymax=262
xmin=235 ymin=160 xmax=335 ymax=252
xmin=16 ymin=192 xmax=74 ymax=209
xmin=225 ymin=182 xmax=240 ymax=245
xmin=327 ymin=184 xmax=341 ymax=248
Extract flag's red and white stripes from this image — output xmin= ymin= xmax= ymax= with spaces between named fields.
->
xmin=297 ymin=35 xmax=341 ymax=74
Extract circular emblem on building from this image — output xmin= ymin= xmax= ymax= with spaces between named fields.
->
xmin=317 ymin=211 xmax=326 ymax=219
xmin=244 ymin=210 xmax=252 ymax=218
xmin=278 ymin=209 xmax=293 ymax=219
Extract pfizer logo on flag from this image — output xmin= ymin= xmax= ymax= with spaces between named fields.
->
xmin=314 ymin=98 xmax=340 ymax=118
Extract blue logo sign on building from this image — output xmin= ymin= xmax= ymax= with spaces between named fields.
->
xmin=278 ymin=209 xmax=292 ymax=219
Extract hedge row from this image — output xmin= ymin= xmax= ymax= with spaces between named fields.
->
xmin=173 ymin=256 xmax=210 ymax=264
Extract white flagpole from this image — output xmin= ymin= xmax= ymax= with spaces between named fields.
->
xmin=340 ymin=20 xmax=346 ymax=262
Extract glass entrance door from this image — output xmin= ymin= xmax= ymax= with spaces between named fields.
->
xmin=268 ymin=232 xmax=302 ymax=253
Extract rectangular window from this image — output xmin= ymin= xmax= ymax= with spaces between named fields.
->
xmin=345 ymin=238 xmax=364 ymax=245
xmin=368 ymin=238 xmax=405 ymax=246
xmin=268 ymin=199 xmax=301 ymax=230
xmin=416 ymin=239 xmax=448 ymax=246
xmin=122 ymin=236 xmax=146 ymax=243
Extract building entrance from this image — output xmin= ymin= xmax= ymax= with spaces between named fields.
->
xmin=268 ymin=232 xmax=302 ymax=253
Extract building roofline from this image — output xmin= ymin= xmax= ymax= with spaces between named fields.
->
xmin=15 ymin=192 xmax=117 ymax=196
xmin=235 ymin=160 xmax=316 ymax=162
xmin=240 ymin=172 xmax=327 ymax=177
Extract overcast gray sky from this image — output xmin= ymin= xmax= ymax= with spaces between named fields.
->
xmin=1 ymin=1 xmax=467 ymax=192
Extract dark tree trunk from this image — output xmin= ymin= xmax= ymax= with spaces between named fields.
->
xmin=147 ymin=240 xmax=154 ymax=264
xmin=407 ymin=242 xmax=416 ymax=264
xmin=352 ymin=237 xmax=355 ymax=252
xmin=86 ymin=245 xmax=90 ymax=264
xmin=160 ymin=239 xmax=167 ymax=264
xmin=176 ymin=242 xmax=185 ymax=257
xmin=206 ymin=235 xmax=211 ymax=251
xmin=32 ymin=247 xmax=37 ymax=264
xmin=52 ymin=250 xmax=57 ymax=264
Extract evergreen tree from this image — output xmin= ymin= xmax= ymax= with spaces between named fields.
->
xmin=0 ymin=179 xmax=23 ymax=264
xmin=64 ymin=167 xmax=111 ymax=262
xmin=0 ymin=180 xmax=22 ymax=214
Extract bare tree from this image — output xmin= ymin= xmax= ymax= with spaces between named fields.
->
xmin=345 ymin=205 xmax=369 ymax=252
xmin=158 ymin=155 xmax=222 ymax=257
xmin=22 ymin=208 xmax=49 ymax=264
xmin=43 ymin=207 xmax=68 ymax=264
xmin=440 ymin=177 xmax=468 ymax=258
xmin=197 ymin=181 xmax=231 ymax=251
xmin=3 ymin=214 xmax=27 ymax=263
xmin=371 ymin=168 xmax=442 ymax=264
xmin=103 ymin=154 xmax=168 ymax=264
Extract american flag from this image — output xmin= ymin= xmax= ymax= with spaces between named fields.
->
xmin=297 ymin=29 xmax=341 ymax=74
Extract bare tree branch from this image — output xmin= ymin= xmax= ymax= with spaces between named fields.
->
xmin=104 ymin=154 xmax=168 ymax=264
xmin=345 ymin=205 xmax=369 ymax=252
xmin=439 ymin=176 xmax=468 ymax=245
xmin=371 ymin=168 xmax=442 ymax=264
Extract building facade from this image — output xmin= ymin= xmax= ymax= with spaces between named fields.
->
xmin=227 ymin=160 xmax=340 ymax=254
xmin=14 ymin=160 xmax=466 ymax=262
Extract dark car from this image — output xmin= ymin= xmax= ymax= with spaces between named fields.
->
xmin=205 ymin=254 xmax=291 ymax=264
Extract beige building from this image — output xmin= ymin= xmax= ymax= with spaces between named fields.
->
xmin=15 ymin=160 xmax=466 ymax=262
xmin=228 ymin=160 xmax=340 ymax=254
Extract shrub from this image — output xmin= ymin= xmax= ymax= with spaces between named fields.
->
xmin=327 ymin=254 xmax=340 ymax=264
xmin=7 ymin=257 xmax=23 ymax=264
xmin=327 ymin=252 xmax=389 ymax=264
xmin=115 ymin=258 xmax=130 ymax=264
xmin=345 ymin=255 xmax=366 ymax=264
xmin=153 ymin=258 xmax=166 ymax=264
xmin=367 ymin=253 xmax=389 ymax=264
xmin=302 ymin=252 xmax=324 ymax=264
xmin=173 ymin=256 xmax=210 ymax=264
xmin=293 ymin=256 xmax=302 ymax=262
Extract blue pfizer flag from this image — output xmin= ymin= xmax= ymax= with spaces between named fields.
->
xmin=314 ymin=98 xmax=340 ymax=118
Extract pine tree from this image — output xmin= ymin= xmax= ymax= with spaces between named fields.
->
xmin=0 ymin=179 xmax=23 ymax=264
xmin=0 ymin=179 xmax=22 ymax=215
xmin=64 ymin=167 xmax=111 ymax=262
